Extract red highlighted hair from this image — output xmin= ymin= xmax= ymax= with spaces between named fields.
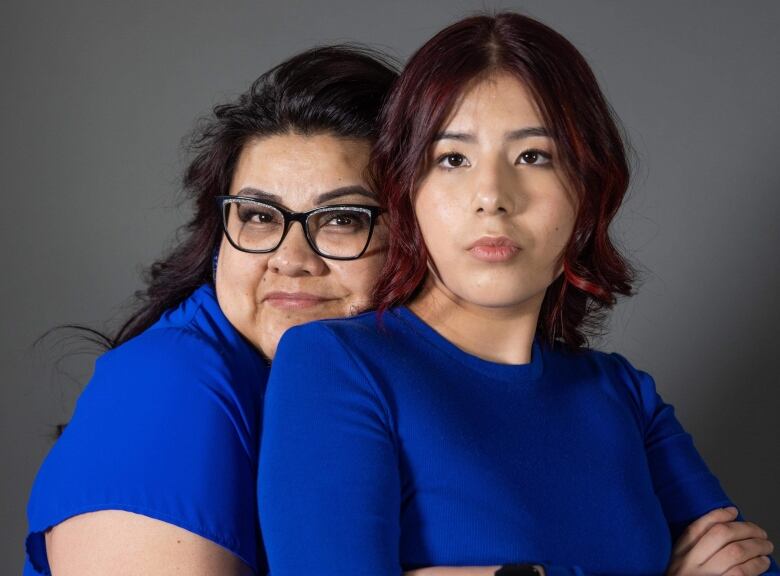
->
xmin=371 ymin=12 xmax=636 ymax=349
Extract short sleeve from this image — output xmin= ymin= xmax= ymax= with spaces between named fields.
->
xmin=258 ymin=322 xmax=401 ymax=576
xmin=25 ymin=327 xmax=263 ymax=575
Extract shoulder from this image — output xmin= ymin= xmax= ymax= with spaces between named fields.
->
xmin=83 ymin=326 xmax=231 ymax=418
xmin=112 ymin=284 xmax=240 ymax=367
xmin=95 ymin=285 xmax=267 ymax=401
xmin=275 ymin=308 xmax=407 ymax=357
xmin=275 ymin=311 xmax=385 ymax=360
xmin=268 ymin=313 xmax=395 ymax=426
xmin=286 ymin=309 xmax=382 ymax=337
xmin=273 ymin=312 xmax=401 ymax=390
xmin=65 ymin=320 xmax=265 ymax=450
xmin=544 ymin=342 xmax=661 ymax=427
xmin=26 ymin=286 xmax=267 ymax=574
xmin=564 ymin=342 xmax=666 ymax=430
xmin=546 ymin=341 xmax=654 ymax=390
xmin=103 ymin=324 xmax=226 ymax=379
xmin=65 ymin=288 xmax=268 ymax=456
xmin=599 ymin=349 xmax=659 ymax=407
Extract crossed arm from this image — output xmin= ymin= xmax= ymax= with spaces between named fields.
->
xmin=44 ymin=503 xmax=773 ymax=576
xmin=405 ymin=508 xmax=774 ymax=576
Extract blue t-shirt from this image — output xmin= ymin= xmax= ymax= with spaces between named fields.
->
xmin=259 ymin=307 xmax=778 ymax=576
xmin=25 ymin=284 xmax=269 ymax=575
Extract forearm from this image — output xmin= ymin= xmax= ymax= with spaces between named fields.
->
xmin=406 ymin=564 xmax=594 ymax=576
xmin=405 ymin=567 xmax=502 ymax=576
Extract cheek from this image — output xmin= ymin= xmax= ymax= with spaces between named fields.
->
xmin=414 ymin=189 xmax=460 ymax=257
xmin=539 ymin=191 xmax=577 ymax=238
xmin=534 ymin=201 xmax=577 ymax=277
xmin=331 ymin=257 xmax=384 ymax=302
xmin=216 ymin=242 xmax=269 ymax=310
xmin=555 ymin=199 xmax=578 ymax=247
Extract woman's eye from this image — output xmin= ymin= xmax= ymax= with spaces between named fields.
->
xmin=237 ymin=205 xmax=280 ymax=224
xmin=251 ymin=212 xmax=274 ymax=222
xmin=315 ymin=211 xmax=370 ymax=234
xmin=326 ymin=214 xmax=354 ymax=226
xmin=437 ymin=153 xmax=469 ymax=169
xmin=517 ymin=150 xmax=551 ymax=166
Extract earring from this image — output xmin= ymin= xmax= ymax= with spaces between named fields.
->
xmin=211 ymin=246 xmax=219 ymax=282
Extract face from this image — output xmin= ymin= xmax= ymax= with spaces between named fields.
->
xmin=215 ymin=132 xmax=386 ymax=359
xmin=414 ymin=72 xmax=578 ymax=314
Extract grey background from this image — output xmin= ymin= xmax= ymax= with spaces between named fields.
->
xmin=2 ymin=0 xmax=778 ymax=573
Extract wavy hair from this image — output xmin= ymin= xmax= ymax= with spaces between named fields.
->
xmin=370 ymin=12 xmax=636 ymax=349
xmin=97 ymin=44 xmax=398 ymax=349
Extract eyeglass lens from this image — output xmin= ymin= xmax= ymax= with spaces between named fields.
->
xmin=225 ymin=200 xmax=373 ymax=258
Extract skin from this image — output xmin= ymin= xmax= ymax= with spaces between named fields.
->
xmin=45 ymin=132 xmax=387 ymax=575
xmin=216 ymin=132 xmax=387 ymax=359
xmin=44 ymin=90 xmax=773 ymax=576
xmin=45 ymin=511 xmax=254 ymax=576
xmin=666 ymin=507 xmax=773 ymax=575
xmin=404 ymin=73 xmax=773 ymax=576
xmin=408 ymin=509 xmax=774 ymax=576
xmin=410 ymin=72 xmax=577 ymax=366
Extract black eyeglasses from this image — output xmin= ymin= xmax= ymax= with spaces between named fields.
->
xmin=215 ymin=195 xmax=383 ymax=261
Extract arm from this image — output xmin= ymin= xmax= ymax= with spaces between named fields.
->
xmin=46 ymin=511 xmax=253 ymax=576
xmin=612 ymin=352 xmax=779 ymax=574
xmin=259 ymin=324 xmax=597 ymax=576
xmin=403 ymin=513 xmax=774 ymax=576
xmin=404 ymin=353 xmax=777 ymax=576
xmin=26 ymin=328 xmax=262 ymax=575
xmin=258 ymin=323 xmax=402 ymax=576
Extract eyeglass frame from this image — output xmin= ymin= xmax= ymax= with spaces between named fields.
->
xmin=215 ymin=195 xmax=384 ymax=261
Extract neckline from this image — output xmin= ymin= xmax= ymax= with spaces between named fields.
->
xmin=393 ymin=306 xmax=545 ymax=385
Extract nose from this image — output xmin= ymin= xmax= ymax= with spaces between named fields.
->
xmin=472 ymin=157 xmax=517 ymax=216
xmin=267 ymin=221 xmax=328 ymax=277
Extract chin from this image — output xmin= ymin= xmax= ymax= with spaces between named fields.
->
xmin=266 ymin=305 xmax=342 ymax=333
xmin=457 ymin=285 xmax=541 ymax=310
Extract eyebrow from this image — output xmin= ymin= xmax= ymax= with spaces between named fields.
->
xmin=506 ymin=126 xmax=551 ymax=140
xmin=315 ymin=185 xmax=377 ymax=204
xmin=236 ymin=185 xmax=377 ymax=205
xmin=433 ymin=131 xmax=476 ymax=143
xmin=433 ymin=126 xmax=551 ymax=142
xmin=236 ymin=188 xmax=283 ymax=203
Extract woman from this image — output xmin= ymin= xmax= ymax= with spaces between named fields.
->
xmin=258 ymin=13 xmax=777 ymax=576
xmin=24 ymin=45 xmax=397 ymax=575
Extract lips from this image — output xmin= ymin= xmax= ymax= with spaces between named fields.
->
xmin=263 ymin=292 xmax=334 ymax=310
xmin=467 ymin=236 xmax=521 ymax=262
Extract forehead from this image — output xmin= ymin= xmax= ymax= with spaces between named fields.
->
xmin=440 ymin=72 xmax=544 ymax=130
xmin=230 ymin=132 xmax=371 ymax=208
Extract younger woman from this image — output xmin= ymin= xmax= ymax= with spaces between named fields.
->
xmin=258 ymin=13 xmax=777 ymax=576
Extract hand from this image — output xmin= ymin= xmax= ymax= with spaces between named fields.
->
xmin=666 ymin=507 xmax=774 ymax=575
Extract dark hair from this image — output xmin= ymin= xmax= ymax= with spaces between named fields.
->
xmin=102 ymin=44 xmax=398 ymax=349
xmin=370 ymin=12 xmax=635 ymax=349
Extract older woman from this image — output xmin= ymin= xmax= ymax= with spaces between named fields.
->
xmin=258 ymin=13 xmax=777 ymax=576
xmin=24 ymin=45 xmax=396 ymax=576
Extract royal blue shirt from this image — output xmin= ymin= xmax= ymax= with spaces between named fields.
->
xmin=259 ymin=307 xmax=778 ymax=575
xmin=25 ymin=284 xmax=269 ymax=575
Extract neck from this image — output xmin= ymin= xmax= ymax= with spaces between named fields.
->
xmin=408 ymin=277 xmax=543 ymax=365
